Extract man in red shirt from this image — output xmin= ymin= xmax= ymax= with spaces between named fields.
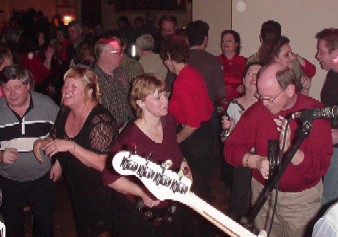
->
xmin=224 ymin=62 xmax=332 ymax=236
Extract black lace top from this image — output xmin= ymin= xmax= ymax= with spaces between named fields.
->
xmin=50 ymin=104 xmax=118 ymax=234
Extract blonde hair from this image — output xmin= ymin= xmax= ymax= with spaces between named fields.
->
xmin=64 ymin=66 xmax=101 ymax=101
xmin=130 ymin=73 xmax=166 ymax=118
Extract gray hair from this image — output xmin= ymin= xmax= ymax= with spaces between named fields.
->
xmin=135 ymin=34 xmax=154 ymax=51
xmin=0 ymin=65 xmax=34 ymax=86
xmin=94 ymin=37 xmax=121 ymax=59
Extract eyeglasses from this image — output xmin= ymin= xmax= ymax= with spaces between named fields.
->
xmin=107 ymin=50 xmax=123 ymax=56
xmin=254 ymin=89 xmax=285 ymax=102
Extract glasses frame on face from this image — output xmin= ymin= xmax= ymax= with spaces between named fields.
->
xmin=255 ymin=89 xmax=285 ymax=103
xmin=107 ymin=50 xmax=123 ymax=56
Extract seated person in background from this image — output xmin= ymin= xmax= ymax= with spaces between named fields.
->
xmin=224 ymin=62 xmax=332 ymax=237
xmin=221 ymin=62 xmax=262 ymax=221
xmin=103 ymin=74 xmax=192 ymax=237
xmin=218 ymin=29 xmax=247 ymax=101
xmin=258 ymin=36 xmax=315 ymax=95
xmin=136 ymin=34 xmax=167 ymax=81
xmin=34 ymin=66 xmax=118 ymax=236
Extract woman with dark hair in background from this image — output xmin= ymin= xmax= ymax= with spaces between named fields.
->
xmin=261 ymin=35 xmax=316 ymax=95
xmin=218 ymin=30 xmax=247 ymax=102
xmin=19 ymin=31 xmax=54 ymax=94
xmin=222 ymin=62 xmax=262 ymax=221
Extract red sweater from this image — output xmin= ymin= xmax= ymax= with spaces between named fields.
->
xmin=224 ymin=93 xmax=333 ymax=192
xmin=218 ymin=54 xmax=247 ymax=101
xmin=102 ymin=114 xmax=183 ymax=207
xmin=21 ymin=53 xmax=50 ymax=85
xmin=169 ymin=65 xmax=213 ymax=128
xmin=302 ymin=58 xmax=316 ymax=78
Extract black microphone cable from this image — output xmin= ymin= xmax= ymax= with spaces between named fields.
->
xmin=267 ymin=117 xmax=292 ymax=236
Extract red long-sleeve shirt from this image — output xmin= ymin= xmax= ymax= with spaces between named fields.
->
xmin=218 ymin=54 xmax=247 ymax=101
xmin=21 ymin=53 xmax=50 ymax=85
xmin=224 ymin=93 xmax=332 ymax=192
xmin=169 ymin=65 xmax=213 ymax=128
xmin=301 ymin=58 xmax=316 ymax=78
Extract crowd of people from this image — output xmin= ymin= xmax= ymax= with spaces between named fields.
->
xmin=0 ymin=7 xmax=337 ymax=237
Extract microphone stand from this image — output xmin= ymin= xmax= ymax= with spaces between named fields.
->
xmin=240 ymin=118 xmax=314 ymax=234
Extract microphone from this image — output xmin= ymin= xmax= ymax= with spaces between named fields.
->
xmin=292 ymin=106 xmax=338 ymax=120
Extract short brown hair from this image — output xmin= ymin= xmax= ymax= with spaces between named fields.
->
xmin=129 ymin=73 xmax=166 ymax=118
xmin=0 ymin=65 xmax=33 ymax=85
xmin=160 ymin=34 xmax=189 ymax=63
xmin=316 ymin=28 xmax=338 ymax=53
xmin=259 ymin=36 xmax=290 ymax=66
xmin=276 ymin=66 xmax=297 ymax=90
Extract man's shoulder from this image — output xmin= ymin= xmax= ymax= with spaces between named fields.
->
xmin=92 ymin=65 xmax=109 ymax=81
xmin=297 ymin=94 xmax=324 ymax=109
xmin=30 ymin=91 xmax=59 ymax=115
xmin=190 ymin=49 xmax=218 ymax=60
xmin=31 ymin=91 xmax=57 ymax=106
xmin=121 ymin=55 xmax=141 ymax=66
xmin=141 ymin=53 xmax=161 ymax=61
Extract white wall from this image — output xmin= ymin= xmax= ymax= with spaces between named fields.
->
xmin=232 ymin=0 xmax=338 ymax=100
xmin=192 ymin=0 xmax=232 ymax=55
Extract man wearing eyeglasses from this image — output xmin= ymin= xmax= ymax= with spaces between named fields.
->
xmin=224 ymin=62 xmax=332 ymax=237
xmin=93 ymin=37 xmax=134 ymax=128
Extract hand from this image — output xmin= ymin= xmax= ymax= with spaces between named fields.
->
xmin=44 ymin=139 xmax=74 ymax=157
xmin=45 ymin=45 xmax=55 ymax=59
xmin=180 ymin=159 xmax=193 ymax=181
xmin=33 ymin=137 xmax=53 ymax=163
xmin=237 ymin=84 xmax=245 ymax=94
xmin=255 ymin=155 xmax=270 ymax=179
xmin=221 ymin=115 xmax=235 ymax=131
xmin=140 ymin=191 xmax=160 ymax=208
xmin=294 ymin=53 xmax=305 ymax=67
xmin=50 ymin=160 xmax=62 ymax=182
xmin=274 ymin=116 xmax=291 ymax=151
xmin=300 ymin=76 xmax=311 ymax=92
xmin=332 ymin=129 xmax=338 ymax=144
xmin=1 ymin=148 xmax=19 ymax=164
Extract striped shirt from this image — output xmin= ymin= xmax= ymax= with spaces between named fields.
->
xmin=0 ymin=91 xmax=59 ymax=181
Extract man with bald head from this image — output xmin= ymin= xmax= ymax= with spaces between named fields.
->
xmin=224 ymin=62 xmax=332 ymax=236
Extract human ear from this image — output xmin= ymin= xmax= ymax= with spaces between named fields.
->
xmin=286 ymin=84 xmax=295 ymax=97
xmin=136 ymin=99 xmax=144 ymax=109
xmin=87 ymin=88 xmax=93 ymax=97
xmin=333 ymin=49 xmax=338 ymax=63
